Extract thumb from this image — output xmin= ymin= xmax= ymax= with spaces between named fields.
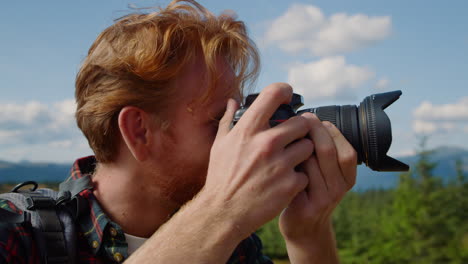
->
xmin=216 ymin=98 xmax=239 ymax=137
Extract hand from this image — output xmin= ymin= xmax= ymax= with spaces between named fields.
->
xmin=279 ymin=113 xmax=357 ymax=241
xmin=199 ymin=83 xmax=314 ymax=239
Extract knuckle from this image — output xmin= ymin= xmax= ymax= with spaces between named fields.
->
xmin=341 ymin=148 xmax=357 ymax=166
xmin=266 ymin=133 xmax=282 ymax=149
xmin=287 ymin=116 xmax=310 ymax=133
xmin=265 ymin=83 xmax=292 ymax=100
xmin=284 ymin=173 xmax=307 ymax=196
xmin=274 ymin=163 xmax=288 ymax=176
xmin=257 ymin=136 xmax=277 ymax=158
xmin=302 ymin=112 xmax=320 ymax=124
xmin=318 ymin=144 xmax=337 ymax=159
xmin=281 ymin=178 xmax=295 ymax=196
xmin=296 ymin=116 xmax=310 ymax=130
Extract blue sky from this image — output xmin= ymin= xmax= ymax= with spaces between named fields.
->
xmin=0 ymin=0 xmax=467 ymax=162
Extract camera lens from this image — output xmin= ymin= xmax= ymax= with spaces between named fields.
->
xmin=300 ymin=105 xmax=363 ymax=162
xmin=298 ymin=90 xmax=409 ymax=171
xmin=232 ymin=90 xmax=409 ymax=171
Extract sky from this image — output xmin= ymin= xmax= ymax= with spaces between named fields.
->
xmin=0 ymin=0 xmax=467 ymax=163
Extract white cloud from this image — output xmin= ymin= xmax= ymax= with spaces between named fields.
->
xmin=288 ymin=56 xmax=374 ymax=101
xmin=265 ymin=4 xmax=392 ymax=56
xmin=0 ymin=99 xmax=82 ymax=147
xmin=375 ymin=78 xmax=390 ymax=90
xmin=414 ymin=98 xmax=468 ymax=122
xmin=0 ymin=130 xmax=22 ymax=145
xmin=412 ymin=97 xmax=468 ymax=134
xmin=49 ymin=140 xmax=73 ymax=148
xmin=412 ymin=120 xmax=455 ymax=134
xmin=48 ymin=100 xmax=76 ymax=131
xmin=413 ymin=120 xmax=436 ymax=134
xmin=0 ymin=99 xmax=92 ymax=162
xmin=395 ymin=149 xmax=416 ymax=157
xmin=0 ymin=101 xmax=51 ymax=128
xmin=0 ymin=138 xmax=91 ymax=163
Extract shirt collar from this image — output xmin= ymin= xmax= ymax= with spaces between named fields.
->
xmin=65 ymin=156 xmax=129 ymax=261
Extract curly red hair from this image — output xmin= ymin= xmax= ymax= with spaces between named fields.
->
xmin=75 ymin=0 xmax=260 ymax=163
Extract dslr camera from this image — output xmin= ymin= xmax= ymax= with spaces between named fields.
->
xmin=231 ymin=90 xmax=409 ymax=172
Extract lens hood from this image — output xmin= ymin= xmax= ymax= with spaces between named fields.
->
xmin=360 ymin=90 xmax=409 ymax=171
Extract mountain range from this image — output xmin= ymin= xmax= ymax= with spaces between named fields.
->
xmin=1 ymin=146 xmax=467 ymax=190
xmin=355 ymin=146 xmax=468 ymax=190
xmin=0 ymin=160 xmax=71 ymax=184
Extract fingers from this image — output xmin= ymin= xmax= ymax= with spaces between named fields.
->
xmin=266 ymin=115 xmax=310 ymax=150
xmin=302 ymin=156 xmax=342 ymax=221
xmin=216 ymin=98 xmax=239 ymax=138
xmin=302 ymin=155 xmax=327 ymax=201
xmin=237 ymin=83 xmax=292 ymax=132
xmin=283 ymin=137 xmax=314 ymax=168
xmin=302 ymin=113 xmax=345 ymax=192
xmin=288 ymin=171 xmax=309 ymax=198
xmin=322 ymin=121 xmax=357 ymax=188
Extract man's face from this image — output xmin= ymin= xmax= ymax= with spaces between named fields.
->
xmin=149 ymin=57 xmax=238 ymax=206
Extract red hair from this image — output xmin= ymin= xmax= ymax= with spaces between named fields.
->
xmin=75 ymin=0 xmax=260 ymax=162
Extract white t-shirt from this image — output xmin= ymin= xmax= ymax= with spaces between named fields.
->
xmin=124 ymin=233 xmax=148 ymax=255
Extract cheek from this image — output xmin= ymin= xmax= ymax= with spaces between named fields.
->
xmin=191 ymin=123 xmax=218 ymax=153
xmin=167 ymin=116 xmax=218 ymax=167
xmin=173 ymin=126 xmax=214 ymax=168
xmin=191 ymin=136 xmax=214 ymax=163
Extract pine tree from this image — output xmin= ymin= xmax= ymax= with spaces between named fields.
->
xmin=371 ymin=137 xmax=453 ymax=263
xmin=456 ymin=159 xmax=465 ymax=185
xmin=444 ymin=159 xmax=468 ymax=262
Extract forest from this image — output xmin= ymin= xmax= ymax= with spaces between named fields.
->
xmin=257 ymin=144 xmax=468 ymax=263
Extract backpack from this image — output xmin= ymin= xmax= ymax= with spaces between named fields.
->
xmin=0 ymin=176 xmax=92 ymax=264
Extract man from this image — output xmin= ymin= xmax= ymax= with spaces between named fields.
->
xmin=0 ymin=0 xmax=356 ymax=263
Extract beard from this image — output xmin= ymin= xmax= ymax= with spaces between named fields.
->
xmin=151 ymin=112 xmax=216 ymax=207
xmin=150 ymin=135 xmax=210 ymax=207
xmin=157 ymin=161 xmax=207 ymax=206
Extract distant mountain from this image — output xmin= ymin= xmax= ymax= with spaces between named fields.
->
xmin=354 ymin=146 xmax=468 ymax=190
xmin=1 ymin=146 xmax=468 ymax=190
xmin=0 ymin=161 xmax=71 ymax=184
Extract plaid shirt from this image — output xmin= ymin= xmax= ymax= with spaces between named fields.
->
xmin=0 ymin=156 xmax=273 ymax=264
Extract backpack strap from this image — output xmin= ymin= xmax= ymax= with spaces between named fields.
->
xmin=57 ymin=176 xmax=92 ymax=220
xmin=22 ymin=191 xmax=70 ymax=264
xmin=1 ymin=176 xmax=93 ymax=264
xmin=59 ymin=176 xmax=92 ymax=197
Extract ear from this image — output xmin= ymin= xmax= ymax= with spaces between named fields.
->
xmin=118 ymin=106 xmax=155 ymax=162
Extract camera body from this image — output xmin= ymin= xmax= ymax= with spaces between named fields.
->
xmin=231 ymin=91 xmax=409 ymax=172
